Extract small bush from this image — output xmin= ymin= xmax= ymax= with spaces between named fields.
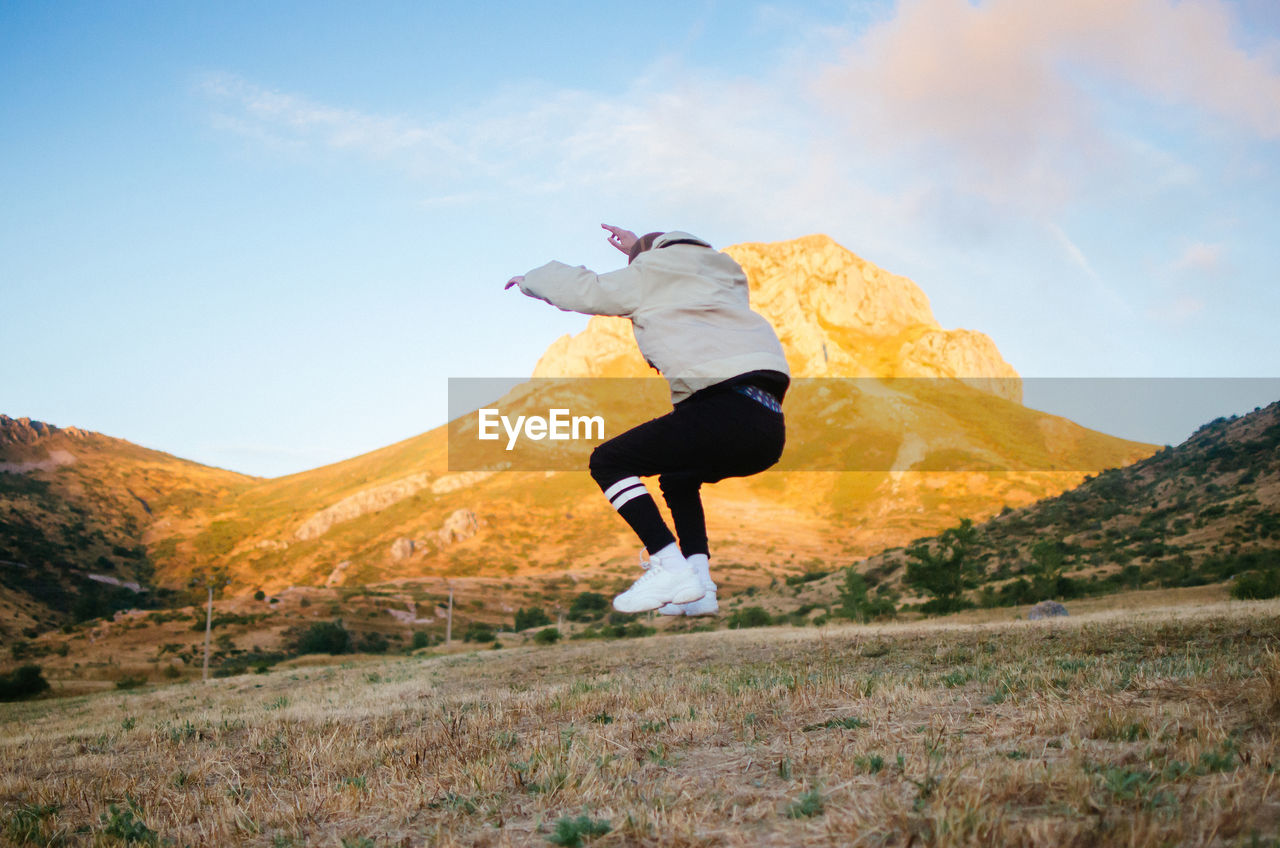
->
xmin=99 ymin=798 xmax=158 ymax=845
xmin=785 ymin=570 xmax=830 ymax=587
xmin=515 ymin=606 xmax=552 ymax=630
xmin=568 ymin=592 xmax=610 ymax=622
xmin=0 ymin=664 xmax=50 ymax=701
xmin=463 ymin=622 xmax=496 ymax=643
xmin=727 ymin=606 xmax=773 ymax=629
xmin=5 ymin=803 xmax=59 ymax=844
xmin=786 ymin=789 xmax=825 ymax=818
xmin=534 ymin=627 xmax=561 ymax=645
xmin=355 ymin=631 xmax=389 ymax=654
xmin=411 ymin=630 xmax=431 ymax=650
xmin=1231 ymin=569 xmax=1280 ymax=600
xmin=286 ymin=620 xmax=352 ymax=655
xmin=548 ymin=815 xmax=611 ymax=847
xmin=917 ymin=597 xmax=975 ymax=616
xmin=115 ymin=674 xmax=147 ymax=690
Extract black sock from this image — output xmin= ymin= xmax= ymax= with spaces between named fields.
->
xmin=600 ymin=475 xmax=676 ymax=554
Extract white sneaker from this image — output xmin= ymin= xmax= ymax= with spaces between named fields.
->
xmin=613 ymin=544 xmax=705 ymax=613
xmin=658 ymin=553 xmax=718 ymax=616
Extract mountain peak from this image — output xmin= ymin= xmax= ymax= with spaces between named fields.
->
xmin=533 ymin=234 xmax=1020 ymax=401
xmin=0 ymin=415 xmax=89 ymax=447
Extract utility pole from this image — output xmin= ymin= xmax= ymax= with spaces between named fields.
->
xmin=191 ymin=568 xmax=228 ymax=685
xmin=445 ymin=585 xmax=453 ymax=646
xmin=202 ymin=584 xmax=213 ymax=684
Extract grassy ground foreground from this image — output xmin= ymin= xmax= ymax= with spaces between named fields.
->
xmin=3 ymin=599 xmax=1280 ymax=846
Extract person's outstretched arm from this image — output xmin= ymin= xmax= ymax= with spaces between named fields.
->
xmin=506 ymin=261 xmax=643 ymax=316
xmin=503 ymin=224 xmax=645 ymax=316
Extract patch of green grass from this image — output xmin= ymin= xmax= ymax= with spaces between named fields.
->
xmin=547 ymin=815 xmax=610 ymax=846
xmin=4 ymin=803 xmax=60 ymax=845
xmin=1199 ymin=739 xmax=1240 ymax=773
xmin=427 ymin=793 xmax=478 ymax=815
xmin=163 ymin=720 xmax=199 ymax=743
xmin=99 ymin=798 xmax=158 ymax=845
xmin=855 ymin=754 xmax=885 ymax=773
xmin=785 ymin=789 xmax=825 ymax=818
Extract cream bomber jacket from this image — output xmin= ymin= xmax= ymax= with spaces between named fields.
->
xmin=518 ymin=231 xmax=790 ymax=404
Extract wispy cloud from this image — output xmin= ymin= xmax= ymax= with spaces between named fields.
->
xmin=197 ymin=1 xmax=1279 ymax=279
xmin=200 ymin=73 xmax=481 ymax=182
xmin=197 ymin=70 xmax=867 ymax=233
xmin=1047 ymin=222 xmax=1100 ymax=281
xmin=1172 ymin=241 xmax=1225 ymax=275
xmin=815 ymin=0 xmax=1280 ymax=210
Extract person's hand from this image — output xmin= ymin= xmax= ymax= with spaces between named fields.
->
xmin=505 ymin=275 xmax=524 ymax=290
xmin=602 ymin=223 xmax=638 ymax=255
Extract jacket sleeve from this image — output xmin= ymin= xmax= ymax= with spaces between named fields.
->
xmin=518 ymin=260 xmax=643 ymax=317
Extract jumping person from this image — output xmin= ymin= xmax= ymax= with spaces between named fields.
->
xmin=505 ymin=224 xmax=789 ymax=614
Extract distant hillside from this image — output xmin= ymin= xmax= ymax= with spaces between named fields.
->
xmin=0 ymin=416 xmax=255 ymax=638
xmin=775 ymin=399 xmax=1280 ymax=616
xmin=136 ymin=235 xmax=1149 ymax=594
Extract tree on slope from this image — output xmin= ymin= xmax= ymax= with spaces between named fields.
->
xmin=903 ymin=518 xmax=981 ymax=613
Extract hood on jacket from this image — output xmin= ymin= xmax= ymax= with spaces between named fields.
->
xmin=653 ymin=231 xmax=711 ymax=249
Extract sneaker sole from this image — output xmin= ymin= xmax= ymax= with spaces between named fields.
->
xmin=670 ymin=581 xmax=706 ymax=605
xmin=682 ymin=597 xmax=719 ymax=616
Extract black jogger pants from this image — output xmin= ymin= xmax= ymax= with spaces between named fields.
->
xmin=588 ymin=386 xmax=785 ymax=556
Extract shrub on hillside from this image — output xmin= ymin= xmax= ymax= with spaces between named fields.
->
xmin=1231 ymin=569 xmax=1280 ymax=600
xmin=568 ymin=592 xmax=609 ymax=622
xmin=285 ymin=619 xmax=351 ymax=655
xmin=355 ymin=631 xmax=390 ymax=654
xmin=534 ymin=627 xmax=561 ymax=645
xmin=514 ymin=606 xmax=552 ymax=631
xmin=463 ymin=622 xmax=496 ymax=643
xmin=0 ymin=664 xmax=50 ymax=701
xmin=835 ymin=567 xmax=898 ymax=622
xmin=916 ymin=597 xmax=975 ymax=616
xmin=727 ymin=606 xmax=773 ymax=629
xmin=785 ymin=570 xmax=830 ymax=587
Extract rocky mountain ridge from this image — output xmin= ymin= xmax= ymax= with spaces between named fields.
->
xmin=533 ymin=235 xmax=1020 ymax=401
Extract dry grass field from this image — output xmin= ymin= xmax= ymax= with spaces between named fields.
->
xmin=3 ymin=598 xmax=1280 ymax=847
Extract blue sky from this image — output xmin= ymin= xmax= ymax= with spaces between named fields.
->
xmin=2 ymin=0 xmax=1278 ymax=477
